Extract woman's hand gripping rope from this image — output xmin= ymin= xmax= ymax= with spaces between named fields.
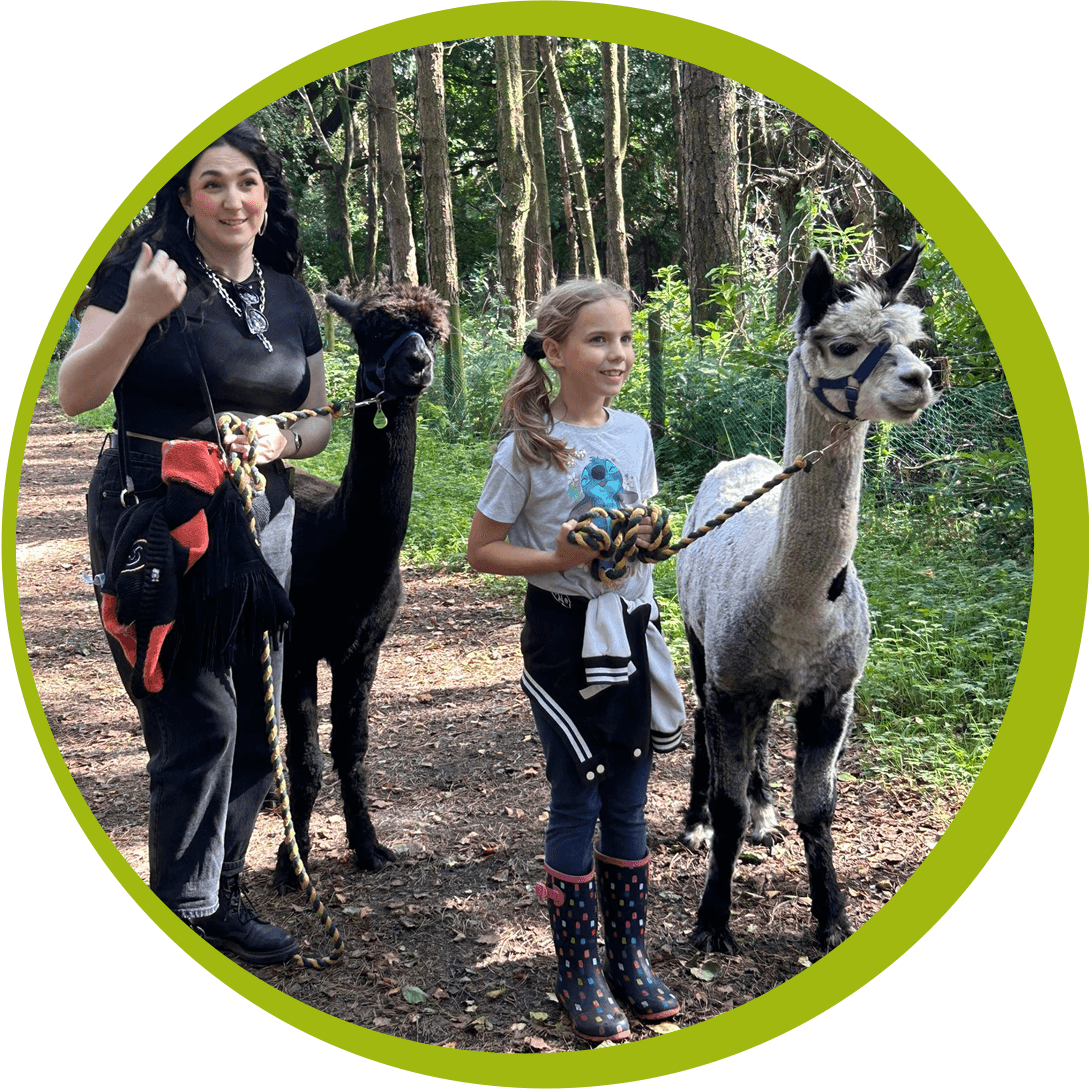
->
xmin=216 ymin=402 xmax=357 ymax=524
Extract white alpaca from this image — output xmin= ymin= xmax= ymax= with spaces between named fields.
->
xmin=676 ymin=244 xmax=936 ymax=953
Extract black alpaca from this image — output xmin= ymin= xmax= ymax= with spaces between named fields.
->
xmin=274 ymin=284 xmax=449 ymax=890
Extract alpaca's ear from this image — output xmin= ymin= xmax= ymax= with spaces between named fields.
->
xmin=882 ymin=243 xmax=922 ymax=300
xmin=325 ymin=292 xmax=358 ymax=323
xmin=798 ymin=249 xmax=836 ymax=330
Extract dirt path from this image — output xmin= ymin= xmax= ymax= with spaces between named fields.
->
xmin=15 ymin=393 xmax=966 ymax=1052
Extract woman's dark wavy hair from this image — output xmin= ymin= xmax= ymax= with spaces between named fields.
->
xmin=80 ymin=120 xmax=302 ymax=313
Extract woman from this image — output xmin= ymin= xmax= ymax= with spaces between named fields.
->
xmin=60 ymin=121 xmax=330 ymax=964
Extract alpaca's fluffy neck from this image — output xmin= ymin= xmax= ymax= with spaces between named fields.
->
xmin=335 ymin=396 xmax=418 ymax=564
xmin=769 ymin=350 xmax=870 ymax=596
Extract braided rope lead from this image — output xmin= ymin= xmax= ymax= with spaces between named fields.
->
xmin=569 ymin=452 xmax=820 ymax=582
xmin=217 ymin=411 xmax=346 ymax=969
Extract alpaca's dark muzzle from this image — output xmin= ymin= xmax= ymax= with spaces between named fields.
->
xmin=364 ymin=330 xmax=435 ymax=397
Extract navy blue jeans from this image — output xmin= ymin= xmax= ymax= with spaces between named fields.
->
xmin=87 ymin=441 xmax=293 ymax=919
xmin=531 ymin=700 xmax=652 ymax=876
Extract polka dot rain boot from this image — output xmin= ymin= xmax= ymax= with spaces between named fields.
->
xmin=595 ymin=851 xmax=681 ymax=1022
xmin=536 ymin=864 xmax=631 ymax=1044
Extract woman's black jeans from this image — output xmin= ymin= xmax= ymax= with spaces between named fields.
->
xmin=86 ymin=440 xmax=293 ymax=919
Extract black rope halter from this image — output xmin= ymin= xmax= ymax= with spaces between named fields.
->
xmin=360 ymin=330 xmax=431 ymax=398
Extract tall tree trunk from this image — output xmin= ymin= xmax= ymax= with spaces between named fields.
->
xmin=775 ymin=117 xmax=819 ymax=319
xmin=601 ymin=42 xmax=629 ymax=289
xmin=369 ymin=54 xmax=418 ymax=285
xmin=521 ymin=36 xmax=554 ymax=302
xmin=539 ymin=37 xmax=599 ymax=279
xmin=669 ymin=57 xmax=687 ymax=271
xmin=494 ymin=36 xmax=531 ymax=336
xmin=680 ymin=63 xmax=741 ymax=328
xmin=775 ymin=178 xmax=810 ymax=320
xmin=870 ymin=173 xmax=918 ymax=268
xmin=648 ymin=307 xmax=665 ymax=438
xmin=553 ymin=97 xmax=580 ymax=278
xmin=299 ymin=74 xmax=359 ymax=288
xmin=414 ymin=42 xmax=465 ymax=420
xmin=364 ymin=105 xmax=380 ymax=288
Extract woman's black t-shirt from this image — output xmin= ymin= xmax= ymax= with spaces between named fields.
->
xmin=88 ymin=259 xmax=323 ymax=439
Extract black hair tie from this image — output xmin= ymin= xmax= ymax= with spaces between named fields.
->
xmin=522 ymin=330 xmax=546 ymax=361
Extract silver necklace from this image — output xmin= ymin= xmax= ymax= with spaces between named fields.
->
xmin=197 ymin=253 xmax=273 ymax=352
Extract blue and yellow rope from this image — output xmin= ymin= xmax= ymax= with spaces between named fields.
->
xmin=568 ymin=454 xmax=815 ymax=582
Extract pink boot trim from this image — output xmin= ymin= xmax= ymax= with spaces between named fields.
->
xmin=594 ymin=850 xmax=650 ymax=869
xmin=537 ymin=864 xmax=595 ymax=904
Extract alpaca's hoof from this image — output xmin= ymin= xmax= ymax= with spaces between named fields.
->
xmin=355 ymin=843 xmax=400 ymax=872
xmin=748 ymin=803 xmax=783 ymax=851
xmin=691 ymin=918 xmax=738 ymax=955
xmin=816 ymin=915 xmax=854 ymax=952
xmin=748 ymin=824 xmax=784 ymax=852
xmin=272 ymin=861 xmax=299 ymax=897
xmin=683 ymin=822 xmax=714 ymax=850
xmin=272 ymin=843 xmax=308 ymax=897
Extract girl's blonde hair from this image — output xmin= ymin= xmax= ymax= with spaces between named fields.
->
xmin=502 ymin=278 xmax=632 ymax=470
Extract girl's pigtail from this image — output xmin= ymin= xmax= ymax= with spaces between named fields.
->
xmin=501 ymin=349 xmax=573 ymax=471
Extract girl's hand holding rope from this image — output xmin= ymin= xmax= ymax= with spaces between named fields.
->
xmin=559 ymin=513 xmax=656 ymax=559
xmin=567 ymin=450 xmax=827 ymax=582
xmin=555 ymin=518 xmax=606 ymax=571
xmin=563 ymin=509 xmax=670 ymax=581
xmin=630 ymin=514 xmax=658 ymax=551
xmin=568 ymin=505 xmax=673 ymax=559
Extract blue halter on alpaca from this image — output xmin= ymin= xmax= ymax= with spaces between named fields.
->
xmin=804 ymin=341 xmax=891 ymax=419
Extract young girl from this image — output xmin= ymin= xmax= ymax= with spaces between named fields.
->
xmin=467 ymin=279 xmax=685 ymax=1043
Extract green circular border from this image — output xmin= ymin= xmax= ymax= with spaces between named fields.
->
xmin=6 ymin=3 xmax=1085 ymax=1084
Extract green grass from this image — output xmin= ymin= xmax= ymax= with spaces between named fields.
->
xmin=403 ymin=426 xmax=494 ymax=568
xmin=42 ymin=358 xmax=116 ymax=431
xmin=853 ymin=508 xmax=1029 ymax=784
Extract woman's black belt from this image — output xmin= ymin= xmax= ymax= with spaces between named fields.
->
xmin=108 ymin=431 xmax=212 ymax=456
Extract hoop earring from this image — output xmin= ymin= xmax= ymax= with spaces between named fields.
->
xmin=186 ymin=216 xmax=195 ymax=241
xmin=258 ymin=211 xmax=268 ymax=237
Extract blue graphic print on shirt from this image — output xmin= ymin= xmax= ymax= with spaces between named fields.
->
xmin=570 ymin=457 xmax=625 ymax=581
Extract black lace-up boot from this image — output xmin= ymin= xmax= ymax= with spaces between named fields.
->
xmin=188 ymin=873 xmax=299 ymax=965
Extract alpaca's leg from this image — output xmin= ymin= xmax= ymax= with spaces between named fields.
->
xmin=682 ymin=627 xmax=712 ymax=848
xmin=329 ymin=650 xmax=398 ymax=871
xmin=691 ymin=685 xmax=771 ymax=954
xmin=273 ymin=657 xmax=323 ymax=894
xmin=748 ymin=717 xmax=783 ymax=849
xmin=794 ymin=687 xmax=855 ymax=951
